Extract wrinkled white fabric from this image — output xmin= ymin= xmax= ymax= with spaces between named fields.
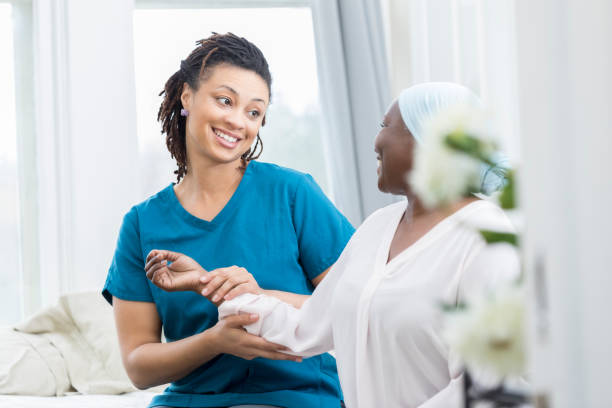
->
xmin=219 ymin=199 xmax=519 ymax=408
xmin=12 ymin=292 xmax=153 ymax=395
xmin=0 ymin=328 xmax=71 ymax=396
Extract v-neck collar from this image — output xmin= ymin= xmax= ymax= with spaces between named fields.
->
xmin=165 ymin=162 xmax=254 ymax=231
xmin=384 ymin=199 xmax=488 ymax=270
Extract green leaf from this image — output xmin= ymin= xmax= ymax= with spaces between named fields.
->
xmin=444 ymin=131 xmax=518 ymax=204
xmin=444 ymin=132 xmax=496 ymax=166
xmin=499 ymin=170 xmax=516 ymax=209
xmin=479 ymin=229 xmax=519 ymax=246
xmin=440 ymin=301 xmax=467 ymax=312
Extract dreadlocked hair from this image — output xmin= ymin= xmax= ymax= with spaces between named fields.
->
xmin=158 ymin=32 xmax=272 ymax=183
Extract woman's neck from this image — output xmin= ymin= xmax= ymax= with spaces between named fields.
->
xmin=177 ymin=158 xmax=245 ymax=202
xmin=405 ymin=194 xmax=480 ymax=225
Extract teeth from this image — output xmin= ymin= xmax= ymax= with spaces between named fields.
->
xmin=214 ymin=129 xmax=238 ymax=143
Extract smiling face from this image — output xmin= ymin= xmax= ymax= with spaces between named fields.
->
xmin=374 ymin=101 xmax=416 ymax=195
xmin=180 ymin=63 xmax=269 ymax=167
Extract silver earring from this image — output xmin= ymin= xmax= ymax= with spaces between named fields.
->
xmin=180 ymin=108 xmax=189 ymax=117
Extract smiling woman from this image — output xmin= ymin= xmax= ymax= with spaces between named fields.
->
xmin=103 ymin=33 xmax=354 ymax=408
xmin=133 ymin=7 xmax=333 ymax=202
xmin=180 ymin=65 xmax=268 ymax=163
xmin=159 ymin=35 xmax=271 ymax=182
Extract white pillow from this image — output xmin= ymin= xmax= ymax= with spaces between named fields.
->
xmin=0 ymin=328 xmax=71 ymax=396
xmin=15 ymin=292 xmax=137 ymax=395
xmin=14 ymin=292 xmax=168 ymax=395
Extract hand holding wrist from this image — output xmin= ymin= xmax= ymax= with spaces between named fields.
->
xmin=197 ymin=266 xmax=263 ymax=305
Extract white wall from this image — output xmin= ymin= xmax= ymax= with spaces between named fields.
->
xmin=515 ymin=0 xmax=612 ymax=406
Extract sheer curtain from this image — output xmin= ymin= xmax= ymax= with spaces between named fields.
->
xmin=385 ymin=0 xmax=520 ymax=163
xmin=332 ymin=0 xmax=395 ymax=218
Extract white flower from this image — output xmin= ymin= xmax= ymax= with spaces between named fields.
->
xmin=443 ymin=284 xmax=526 ymax=379
xmin=409 ymin=104 xmax=496 ymax=209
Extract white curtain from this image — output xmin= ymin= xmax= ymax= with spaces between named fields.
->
xmin=313 ymin=0 xmax=394 ymax=221
xmin=386 ymin=0 xmax=521 ymax=163
xmin=337 ymin=0 xmax=395 ymax=218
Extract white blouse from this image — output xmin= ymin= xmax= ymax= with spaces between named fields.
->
xmin=219 ymin=199 xmax=520 ymax=408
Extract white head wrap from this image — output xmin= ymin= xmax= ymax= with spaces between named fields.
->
xmin=397 ymin=82 xmax=507 ymax=194
xmin=398 ymin=82 xmax=482 ymax=143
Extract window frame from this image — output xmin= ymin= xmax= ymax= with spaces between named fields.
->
xmin=0 ymin=0 xmax=39 ymax=321
xmin=31 ymin=0 xmax=74 ymax=310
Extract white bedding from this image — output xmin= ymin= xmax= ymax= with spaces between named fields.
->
xmin=0 ymin=391 xmax=158 ymax=408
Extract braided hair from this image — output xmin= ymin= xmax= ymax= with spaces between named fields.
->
xmin=158 ymin=32 xmax=272 ymax=182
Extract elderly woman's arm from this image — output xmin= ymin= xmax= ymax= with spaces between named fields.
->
xmin=113 ymin=297 xmax=299 ymax=390
xmin=215 ymin=239 xmax=354 ymax=358
xmin=217 ymin=290 xmax=334 ymax=358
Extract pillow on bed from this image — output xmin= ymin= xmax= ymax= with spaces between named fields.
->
xmin=15 ymin=292 xmax=137 ymax=395
xmin=0 ymin=328 xmax=71 ymax=396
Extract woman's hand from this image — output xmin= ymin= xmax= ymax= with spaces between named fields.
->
xmin=210 ymin=314 xmax=302 ymax=362
xmin=145 ymin=252 xmax=262 ymax=305
xmin=199 ymin=266 xmax=264 ymax=303
xmin=145 ymin=250 xmax=206 ymax=293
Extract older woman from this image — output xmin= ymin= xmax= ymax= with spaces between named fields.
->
xmin=147 ymin=83 xmax=519 ymax=407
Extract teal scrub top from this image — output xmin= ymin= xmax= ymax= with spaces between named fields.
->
xmin=103 ymin=161 xmax=355 ymax=408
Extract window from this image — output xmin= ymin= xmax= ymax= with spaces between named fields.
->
xmin=133 ymin=6 xmax=331 ymax=200
xmin=0 ymin=3 xmax=23 ymax=325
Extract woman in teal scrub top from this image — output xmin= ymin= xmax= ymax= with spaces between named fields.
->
xmin=103 ymin=33 xmax=354 ymax=408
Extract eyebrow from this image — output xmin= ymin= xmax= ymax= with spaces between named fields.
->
xmin=216 ymin=85 xmax=266 ymax=104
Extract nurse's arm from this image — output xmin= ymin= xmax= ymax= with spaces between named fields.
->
xmin=146 ymin=250 xmax=331 ymax=309
xmin=261 ymin=267 xmax=330 ymax=308
xmin=310 ymin=267 xmax=330 ymax=286
xmin=113 ymin=297 xmax=300 ymax=390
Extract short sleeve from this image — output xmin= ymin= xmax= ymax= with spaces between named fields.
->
xmin=102 ymin=206 xmax=153 ymax=305
xmin=292 ymin=174 xmax=355 ymax=281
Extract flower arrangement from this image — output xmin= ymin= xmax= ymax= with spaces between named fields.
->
xmin=444 ymin=284 xmax=526 ymax=378
xmin=411 ymin=104 xmax=528 ymax=406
